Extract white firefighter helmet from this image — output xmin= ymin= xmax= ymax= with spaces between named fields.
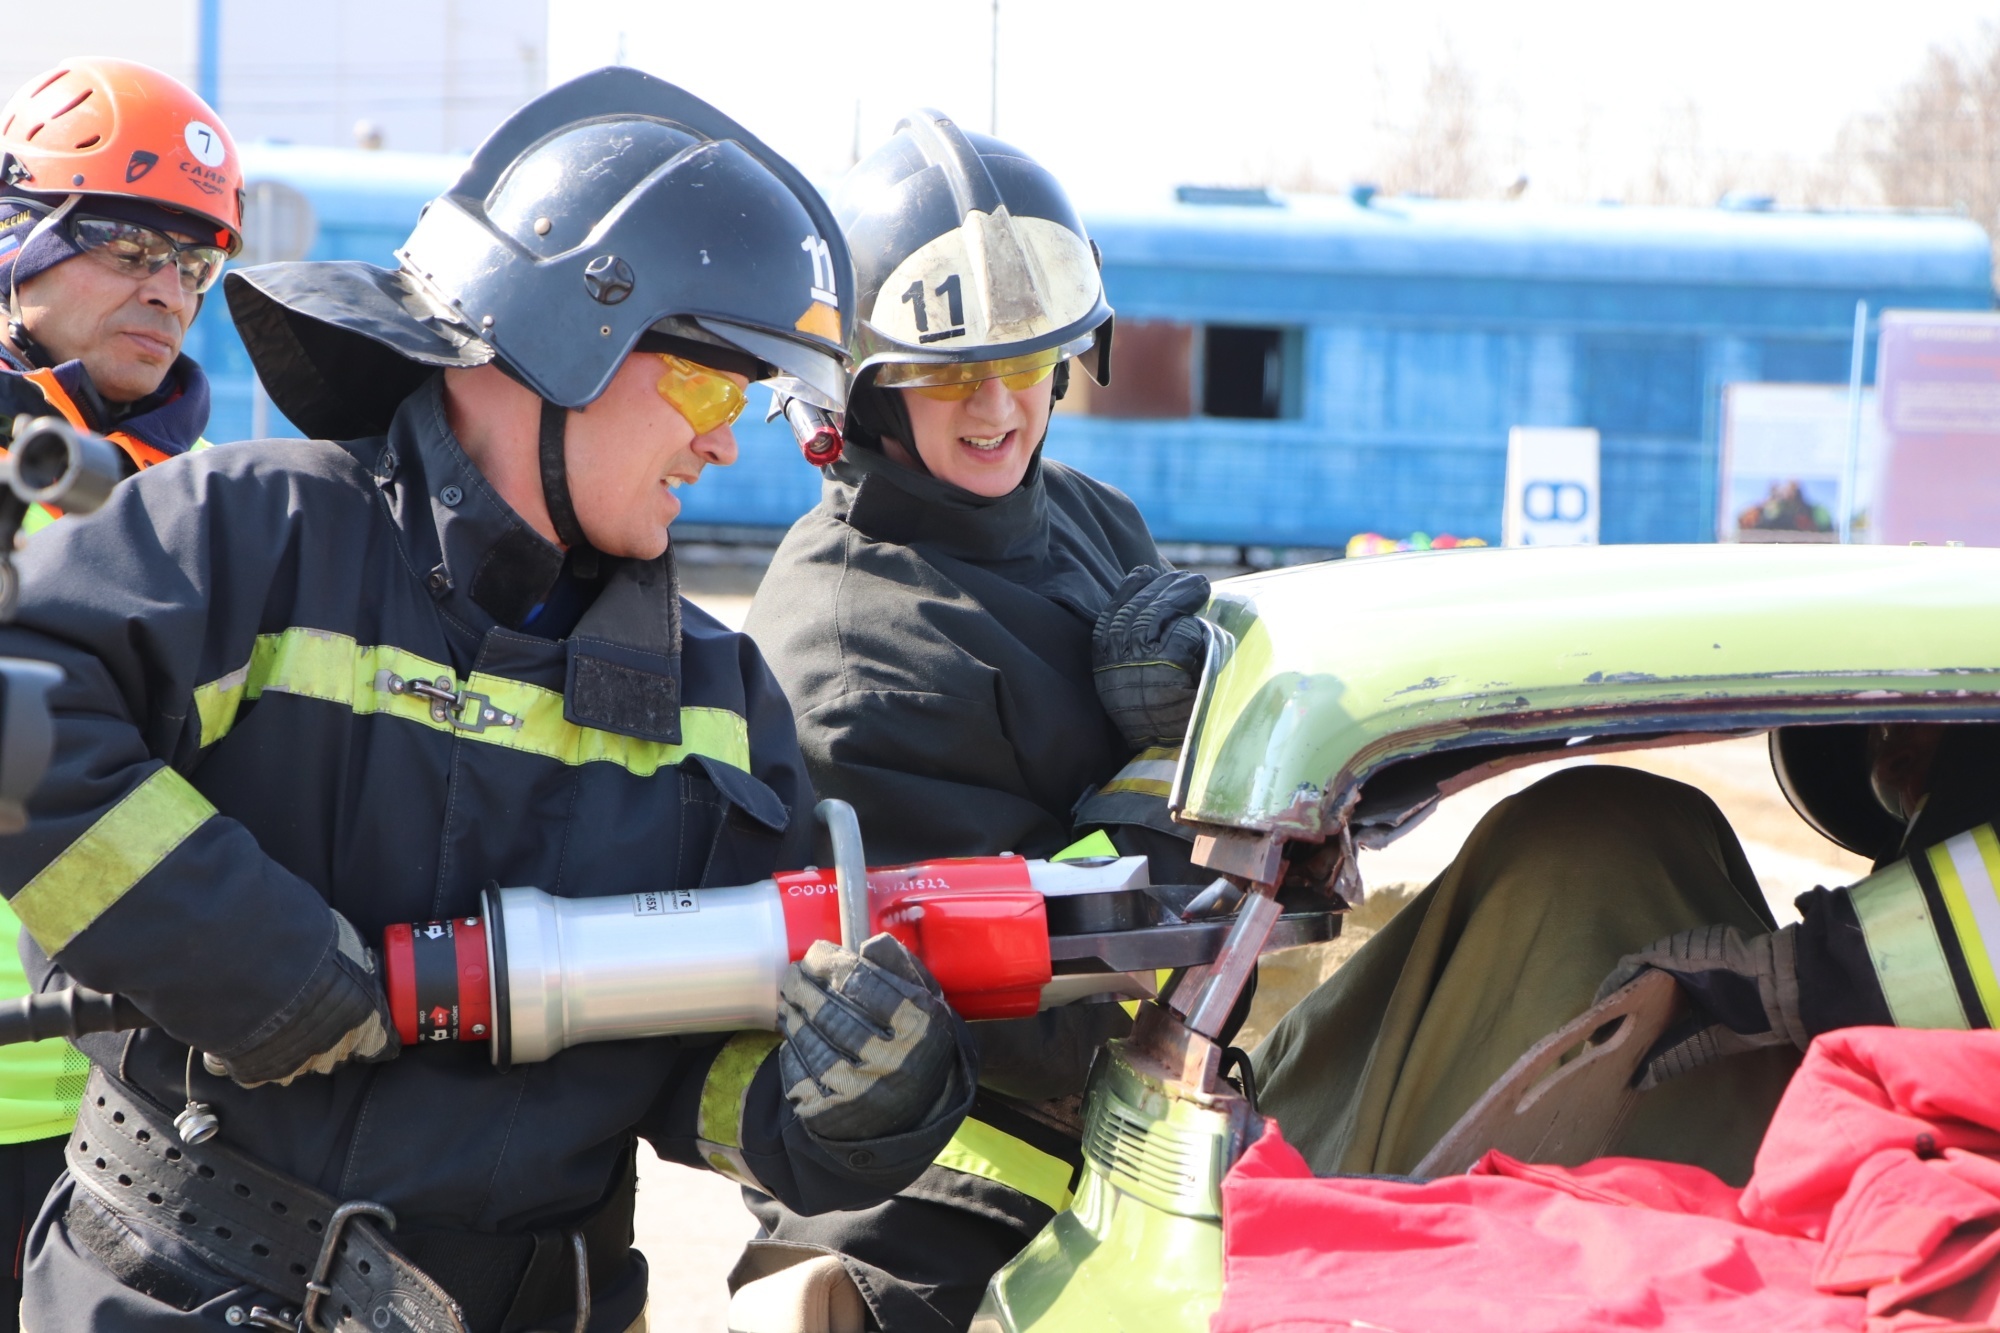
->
xmin=834 ymin=109 xmax=1110 ymax=392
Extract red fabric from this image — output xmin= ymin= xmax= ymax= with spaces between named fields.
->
xmin=1216 ymin=1029 xmax=2000 ymax=1332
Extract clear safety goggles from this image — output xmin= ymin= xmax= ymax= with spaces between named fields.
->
xmin=70 ymin=215 xmax=228 ymax=294
xmin=873 ymin=348 xmax=1064 ymax=401
xmin=656 ymin=353 xmax=749 ymax=435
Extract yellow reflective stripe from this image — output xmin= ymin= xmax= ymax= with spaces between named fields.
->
xmin=934 ymin=1117 xmax=1074 ymax=1213
xmin=194 ymin=661 xmax=252 ymax=744
xmin=696 ymin=1032 xmax=779 ymax=1187
xmin=1100 ymin=745 xmax=1180 ymax=799
xmin=1052 ymin=830 xmax=1118 ymax=862
xmin=12 ymin=768 xmax=214 ymax=956
xmin=19 ymin=505 xmax=55 ymax=536
xmin=1849 ymin=859 xmax=1971 ymax=1030
xmin=192 ymin=628 xmax=751 ymax=775
xmin=1929 ymin=827 xmax=2000 ymax=1024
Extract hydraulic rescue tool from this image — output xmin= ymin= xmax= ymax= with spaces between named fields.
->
xmin=0 ymin=801 xmax=1338 ymax=1060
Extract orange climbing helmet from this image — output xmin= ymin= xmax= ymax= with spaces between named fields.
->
xmin=0 ymin=57 xmax=242 ymax=254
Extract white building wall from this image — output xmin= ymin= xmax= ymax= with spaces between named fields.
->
xmin=220 ymin=0 xmax=548 ymax=153
xmin=2 ymin=3 xmax=548 ymax=156
xmin=1 ymin=6 xmax=201 ymax=107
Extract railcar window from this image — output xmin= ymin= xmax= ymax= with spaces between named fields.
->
xmin=1202 ymin=325 xmax=1294 ymax=419
xmin=1059 ymin=319 xmax=1194 ymax=418
xmin=1055 ymin=319 xmax=1300 ymax=420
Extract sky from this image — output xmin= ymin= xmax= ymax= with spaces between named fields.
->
xmin=548 ymin=0 xmax=2000 ymax=205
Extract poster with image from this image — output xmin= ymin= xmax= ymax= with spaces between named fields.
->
xmin=1719 ymin=383 xmax=1884 ymax=543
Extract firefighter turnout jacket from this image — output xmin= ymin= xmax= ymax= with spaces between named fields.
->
xmin=0 ymin=376 xmax=960 ymax=1332
xmin=741 ymin=442 xmax=1188 ymax=1331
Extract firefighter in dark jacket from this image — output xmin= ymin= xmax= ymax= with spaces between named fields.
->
xmin=737 ymin=113 xmax=1212 ymax=1333
xmin=0 ymin=70 xmax=975 ymax=1333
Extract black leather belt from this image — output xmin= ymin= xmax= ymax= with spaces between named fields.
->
xmin=66 ymin=1070 xmax=627 ymax=1333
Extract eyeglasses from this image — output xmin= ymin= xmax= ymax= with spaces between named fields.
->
xmin=655 ymin=353 xmax=749 ymax=435
xmin=69 ymin=216 xmax=228 ymax=294
xmin=874 ymin=349 xmax=1063 ymax=401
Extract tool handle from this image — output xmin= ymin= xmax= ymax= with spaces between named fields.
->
xmin=0 ymin=985 xmax=152 ymax=1045
xmin=815 ymin=798 xmax=871 ymax=949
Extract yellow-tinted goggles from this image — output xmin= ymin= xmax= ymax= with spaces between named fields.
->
xmin=875 ymin=349 xmax=1063 ymax=401
xmin=656 ymin=354 xmax=749 ymax=435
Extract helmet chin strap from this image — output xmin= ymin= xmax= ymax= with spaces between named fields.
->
xmin=537 ymin=398 xmax=599 ymax=578
xmin=4 ymin=193 xmax=80 ymax=370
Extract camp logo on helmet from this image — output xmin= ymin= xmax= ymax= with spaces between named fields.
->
xmin=124 ymin=150 xmax=158 ymax=183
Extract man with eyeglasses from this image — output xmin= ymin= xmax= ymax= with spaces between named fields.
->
xmin=0 ymin=58 xmax=238 ymax=496
xmin=0 ymin=68 xmax=974 ymax=1333
xmin=0 ymin=57 xmax=241 ymax=1332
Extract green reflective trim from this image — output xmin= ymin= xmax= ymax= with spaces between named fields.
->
xmin=1849 ymin=859 xmax=1971 ymax=1030
xmin=12 ymin=767 xmax=214 ymax=956
xmin=697 ymin=1031 xmax=779 ymax=1148
xmin=935 ymin=1116 xmax=1074 ymax=1213
xmin=1927 ymin=827 xmax=2000 ymax=1024
xmin=192 ymin=628 xmax=751 ymax=775
xmin=696 ymin=1032 xmax=779 ymax=1189
xmin=19 ymin=504 xmax=55 ymax=536
xmin=1052 ymin=831 xmax=1118 ymax=863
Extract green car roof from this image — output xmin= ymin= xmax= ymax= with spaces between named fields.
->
xmin=1176 ymin=543 xmax=2000 ymax=840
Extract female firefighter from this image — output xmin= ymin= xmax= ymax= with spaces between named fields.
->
xmin=738 ymin=112 xmax=1213 ymax=1333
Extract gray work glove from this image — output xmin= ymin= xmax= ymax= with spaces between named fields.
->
xmin=1595 ymin=923 xmax=1809 ymax=1090
xmin=1092 ymin=566 xmax=1212 ymax=749
xmin=778 ymin=933 xmax=966 ymax=1143
xmin=213 ymin=912 xmax=400 ymax=1089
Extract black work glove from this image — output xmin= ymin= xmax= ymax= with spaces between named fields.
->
xmin=778 ymin=933 xmax=967 ymax=1143
xmin=1092 ymin=566 xmax=1212 ymax=749
xmin=1594 ymin=923 xmax=1809 ymax=1090
xmin=211 ymin=911 xmax=400 ymax=1088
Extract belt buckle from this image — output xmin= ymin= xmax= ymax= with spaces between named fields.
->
xmin=300 ymin=1200 xmax=398 ymax=1333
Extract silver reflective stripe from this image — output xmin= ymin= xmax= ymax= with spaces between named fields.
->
xmin=1849 ymin=859 xmax=1970 ymax=1030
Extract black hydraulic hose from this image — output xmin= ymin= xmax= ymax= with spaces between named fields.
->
xmin=0 ymin=985 xmax=153 ymax=1046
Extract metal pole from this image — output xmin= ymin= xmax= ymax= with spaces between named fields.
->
xmin=990 ymin=0 xmax=1000 ymax=136
xmin=197 ymin=0 xmax=222 ymax=110
xmin=1839 ymin=299 xmax=1868 ymax=544
xmin=249 ymin=179 xmax=272 ymax=438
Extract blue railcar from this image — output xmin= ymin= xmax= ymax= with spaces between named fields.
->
xmin=193 ymin=149 xmax=1994 ymax=546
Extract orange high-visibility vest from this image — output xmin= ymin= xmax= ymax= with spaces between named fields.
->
xmin=20 ymin=366 xmax=172 ymax=470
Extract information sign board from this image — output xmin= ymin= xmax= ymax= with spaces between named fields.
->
xmin=1503 ymin=428 xmax=1599 ymax=547
xmin=1876 ymin=311 xmax=2000 ymax=547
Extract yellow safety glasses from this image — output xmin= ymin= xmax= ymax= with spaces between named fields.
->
xmin=655 ymin=354 xmax=749 ymax=435
xmin=874 ymin=349 xmax=1063 ymax=401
